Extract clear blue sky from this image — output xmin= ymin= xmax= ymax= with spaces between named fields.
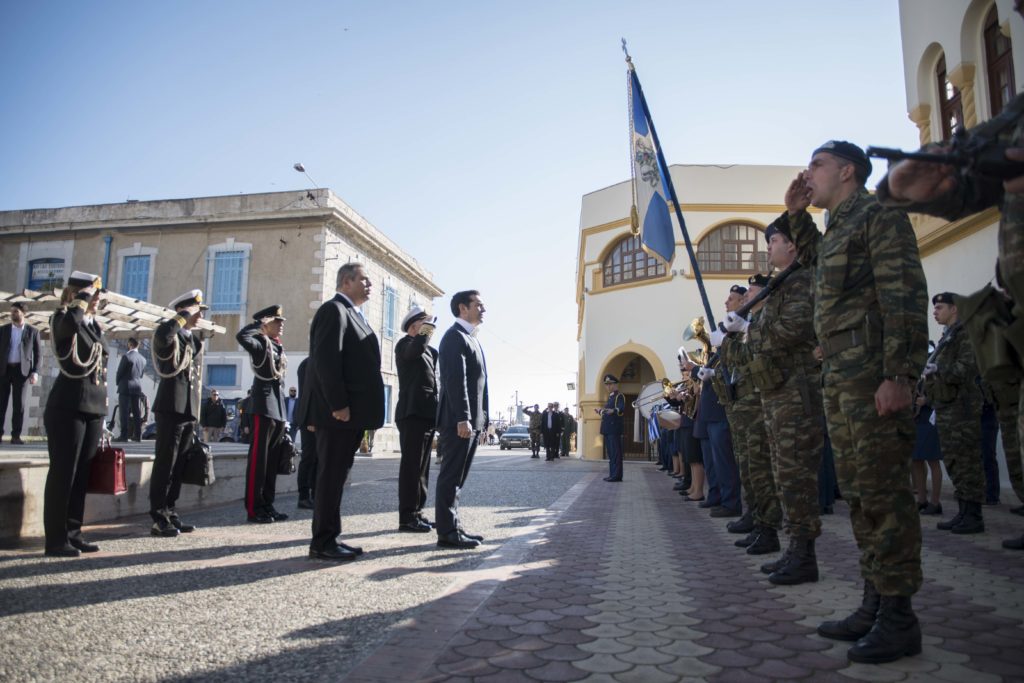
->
xmin=0 ymin=1 xmax=916 ymax=418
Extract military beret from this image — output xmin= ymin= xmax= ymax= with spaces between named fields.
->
xmin=401 ymin=305 xmax=435 ymax=332
xmin=814 ymin=140 xmax=872 ymax=179
xmin=763 ymin=216 xmax=792 ymax=244
xmin=253 ymin=304 xmax=286 ymax=321
xmin=932 ymin=292 xmax=956 ymax=305
xmin=168 ymin=289 xmax=209 ymax=310
xmin=748 ymin=273 xmax=770 ymax=288
xmin=67 ymin=270 xmax=103 ymax=290
xmin=729 ymin=284 xmax=748 ymax=296
xmin=603 ymin=374 xmax=619 ymax=384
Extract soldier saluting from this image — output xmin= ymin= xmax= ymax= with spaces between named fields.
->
xmin=149 ymin=289 xmax=206 ymax=538
xmin=236 ymin=305 xmax=289 ymax=524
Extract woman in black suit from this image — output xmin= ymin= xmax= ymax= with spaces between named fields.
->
xmin=42 ymin=271 xmax=109 ymax=557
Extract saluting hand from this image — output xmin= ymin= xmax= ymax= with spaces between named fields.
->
xmin=785 ymin=172 xmax=812 ymax=215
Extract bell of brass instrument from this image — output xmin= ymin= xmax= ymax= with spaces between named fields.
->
xmin=682 ymin=317 xmax=713 ymax=367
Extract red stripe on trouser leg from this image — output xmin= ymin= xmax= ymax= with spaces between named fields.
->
xmin=247 ymin=414 xmax=261 ymax=517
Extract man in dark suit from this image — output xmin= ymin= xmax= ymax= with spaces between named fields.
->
xmin=395 ymin=306 xmax=439 ymax=533
xmin=115 ymin=337 xmax=147 ymax=442
xmin=541 ymin=402 xmax=564 ymax=461
xmin=294 ymin=358 xmax=316 ymax=510
xmin=435 ymin=290 xmax=489 ymax=550
xmin=149 ymin=289 xmax=206 ymax=538
xmin=0 ymin=302 xmax=41 ymax=445
xmin=295 ymin=263 xmax=384 ymax=561
xmin=237 ymin=305 xmax=289 ymax=524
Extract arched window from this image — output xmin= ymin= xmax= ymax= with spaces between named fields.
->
xmin=936 ymin=55 xmax=965 ymax=140
xmin=985 ymin=6 xmax=1015 ymax=117
xmin=602 ymin=234 xmax=667 ymax=287
xmin=696 ymin=222 xmax=768 ymax=274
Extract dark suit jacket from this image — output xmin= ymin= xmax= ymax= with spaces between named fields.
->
xmin=394 ymin=333 xmax=438 ymax=422
xmin=540 ymin=409 xmax=564 ymax=437
xmin=236 ymin=321 xmax=287 ymax=421
xmin=46 ymin=305 xmax=108 ymax=417
xmin=436 ymin=322 xmax=488 ymax=432
xmin=0 ymin=322 xmax=41 ymax=378
xmin=152 ymin=316 xmax=203 ymax=420
xmin=295 ymin=294 xmax=384 ymax=430
xmin=115 ymin=349 xmax=146 ymax=396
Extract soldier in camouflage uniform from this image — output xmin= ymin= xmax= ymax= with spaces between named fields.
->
xmin=877 ymin=16 xmax=1024 ymax=547
xmin=523 ymin=404 xmax=542 ymax=458
xmin=716 ymin=273 xmax=783 ymax=555
xmin=925 ymin=293 xmax=985 ymax=533
xmin=783 ymin=141 xmax=928 ymax=664
xmin=724 ymin=218 xmax=823 ymax=586
xmin=982 ymin=373 xmax=1023 ymax=514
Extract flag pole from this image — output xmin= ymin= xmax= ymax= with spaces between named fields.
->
xmin=623 ymin=42 xmax=716 ymax=329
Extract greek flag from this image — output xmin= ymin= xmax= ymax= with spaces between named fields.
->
xmin=647 ymin=405 xmax=662 ymax=442
xmin=628 ymin=69 xmax=675 ymax=264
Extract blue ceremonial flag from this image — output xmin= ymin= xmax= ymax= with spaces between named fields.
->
xmin=628 ymin=69 xmax=675 ymax=264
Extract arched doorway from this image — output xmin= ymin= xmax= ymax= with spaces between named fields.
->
xmin=599 ymin=352 xmax=660 ymax=460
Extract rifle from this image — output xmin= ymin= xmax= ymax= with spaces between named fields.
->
xmin=867 ymin=128 xmax=1024 ymax=181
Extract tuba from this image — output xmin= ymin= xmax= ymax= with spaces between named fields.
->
xmin=682 ymin=316 xmax=713 ymax=366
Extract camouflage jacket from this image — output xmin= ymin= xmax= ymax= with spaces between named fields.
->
xmin=926 ymin=321 xmax=982 ymax=407
xmin=876 ymin=91 xmax=1024 ymax=311
xmin=784 ymin=188 xmax=929 ymax=383
xmin=746 ymin=267 xmax=817 ymax=367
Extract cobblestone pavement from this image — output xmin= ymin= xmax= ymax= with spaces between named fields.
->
xmin=2 ymin=450 xmax=1023 ymax=682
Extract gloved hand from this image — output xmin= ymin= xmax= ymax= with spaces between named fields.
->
xmin=709 ymin=328 xmax=726 ymax=347
xmin=723 ymin=312 xmax=749 ymax=333
xmin=697 ymin=367 xmax=715 ymax=381
xmin=923 ymin=362 xmax=938 ymax=376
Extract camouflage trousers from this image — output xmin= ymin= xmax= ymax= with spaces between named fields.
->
xmin=934 ymin=397 xmax=984 ymax=504
xmin=529 ymin=429 xmax=541 ymax=454
xmin=761 ymin=365 xmax=823 ymax=539
xmin=996 ymin=400 xmax=1024 ymax=504
xmin=731 ymin=389 xmax=781 ymax=529
xmin=824 ymin=377 xmax=922 ymax=597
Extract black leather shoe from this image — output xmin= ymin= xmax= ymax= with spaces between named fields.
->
xmin=1002 ymin=534 xmax=1024 ymax=550
xmin=1011 ymin=505 xmax=1024 ymax=516
xmin=437 ymin=531 xmax=480 ymax=549
xmin=309 ymin=546 xmax=357 ymax=561
xmin=673 ymin=480 xmax=687 ymax=491
xmin=247 ymin=513 xmax=274 ymax=524
xmin=69 ymin=537 xmax=100 ymax=553
xmin=297 ymin=497 xmax=315 ymax=510
xmin=269 ymin=507 xmax=289 ymax=522
xmin=338 ymin=542 xmax=364 ymax=556
xmin=399 ymin=519 xmax=432 ymax=533
xmin=417 ymin=515 xmax=436 ymax=528
xmin=459 ymin=528 xmax=484 ymax=542
xmin=10 ymin=437 xmax=25 ymax=445
xmin=169 ymin=517 xmax=196 ymax=533
xmin=45 ymin=544 xmax=80 ymax=558
xmin=151 ymin=519 xmax=180 ymax=537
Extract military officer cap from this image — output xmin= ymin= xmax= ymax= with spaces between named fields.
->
xmin=253 ymin=304 xmax=286 ymax=321
xmin=168 ymin=289 xmax=209 ymax=311
xmin=67 ymin=270 xmax=104 ymax=290
xmin=603 ymin=373 xmax=619 ymax=384
xmin=729 ymin=284 xmax=748 ymax=296
xmin=401 ymin=305 xmax=435 ymax=332
xmin=763 ymin=215 xmax=792 ymax=243
xmin=813 ymin=140 xmax=873 ymax=179
xmin=932 ymin=292 xmax=956 ymax=305
xmin=748 ymin=273 xmax=770 ymax=287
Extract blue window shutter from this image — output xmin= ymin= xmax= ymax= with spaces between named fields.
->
xmin=212 ymin=251 xmax=245 ymax=312
xmin=121 ymin=255 xmax=150 ymax=300
xmin=207 ymin=364 xmax=237 ymax=386
xmin=383 ymin=287 xmax=397 ymax=339
xmin=383 ymin=384 xmax=392 ymax=423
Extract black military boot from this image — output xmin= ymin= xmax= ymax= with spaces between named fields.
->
xmin=726 ymin=511 xmax=754 ymax=534
xmin=936 ymin=499 xmax=965 ymax=530
xmin=951 ymin=500 xmax=984 ymax=534
xmin=760 ymin=546 xmax=791 ymax=575
xmin=735 ymin=528 xmax=759 ymax=548
xmin=846 ymin=595 xmax=922 ymax=664
xmin=817 ymin=580 xmax=880 ymax=641
xmin=746 ymin=527 xmax=780 ymax=555
xmin=768 ymin=537 xmax=818 ymax=585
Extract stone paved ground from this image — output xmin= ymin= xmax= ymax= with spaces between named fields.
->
xmin=2 ymin=450 xmax=1024 ymax=682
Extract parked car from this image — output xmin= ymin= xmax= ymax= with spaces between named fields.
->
xmin=500 ymin=425 xmax=531 ymax=450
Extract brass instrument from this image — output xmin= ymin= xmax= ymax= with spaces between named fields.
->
xmin=682 ymin=316 xmax=713 ymax=366
xmin=632 ymin=378 xmax=677 ymax=411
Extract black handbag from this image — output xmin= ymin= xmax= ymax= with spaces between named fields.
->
xmin=181 ymin=436 xmax=216 ymax=487
xmin=277 ymin=433 xmax=298 ymax=475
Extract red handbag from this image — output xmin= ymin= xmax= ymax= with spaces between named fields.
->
xmin=87 ymin=436 xmax=127 ymax=495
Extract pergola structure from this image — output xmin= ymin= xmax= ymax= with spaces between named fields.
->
xmin=0 ymin=289 xmax=226 ymax=340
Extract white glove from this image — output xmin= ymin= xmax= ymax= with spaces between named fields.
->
xmin=697 ymin=367 xmax=715 ymax=381
xmin=923 ymin=363 xmax=938 ymax=377
xmin=709 ymin=328 xmax=726 ymax=347
xmin=723 ymin=312 xmax=749 ymax=333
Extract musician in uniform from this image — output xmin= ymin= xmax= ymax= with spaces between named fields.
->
xmin=925 ymin=292 xmax=985 ymax=534
xmin=149 ymin=289 xmax=206 ymax=538
xmin=237 ymin=305 xmax=289 ymax=524
xmin=784 ymin=141 xmax=928 ymax=663
xmin=42 ymin=271 xmax=109 ymax=557
xmin=597 ymin=374 xmax=625 ymax=482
